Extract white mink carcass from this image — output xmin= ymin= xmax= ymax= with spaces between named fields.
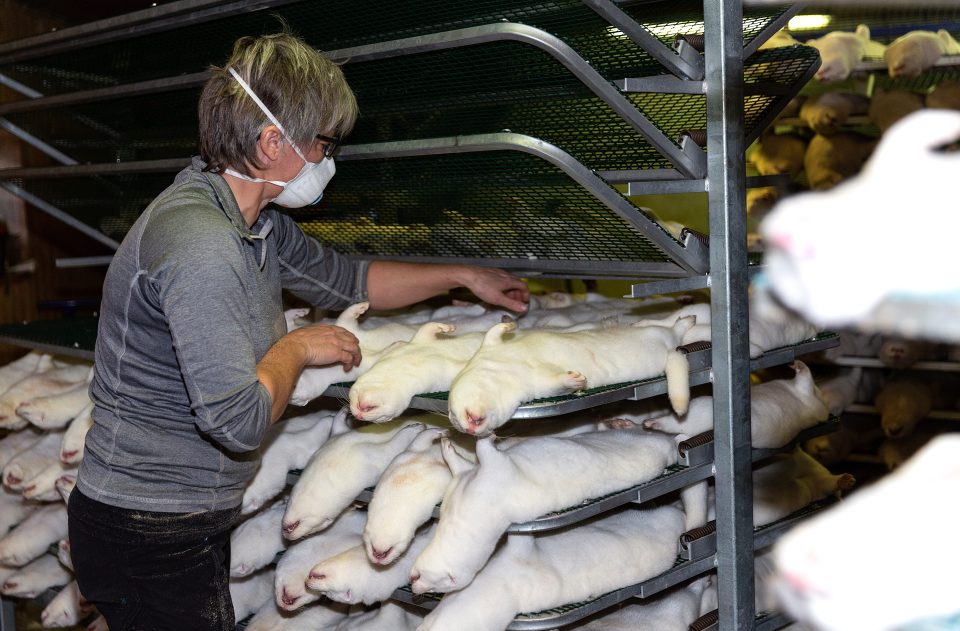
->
xmin=21 ymin=460 xmax=79 ymax=501
xmin=416 ymin=506 xmax=686 ymax=630
xmin=752 ymin=132 xmax=807 ymax=177
xmin=0 ymin=554 xmax=71 ymax=598
xmin=877 ymin=337 xmax=937 ymax=369
xmin=3 ymin=430 xmax=63 ymax=491
xmin=281 ymin=418 xmax=426 ymax=541
xmin=240 ymin=409 xmax=342 ymax=515
xmin=60 ymin=403 xmax=93 ymax=465
xmin=814 ymin=367 xmax=862 ymax=417
xmin=230 ymin=568 xmax=275 ymax=621
xmin=0 ymin=363 xmax=91 ymax=430
xmin=363 ymin=429 xmax=454 ymax=566
xmin=644 ymin=360 xmax=829 ymax=449
xmin=245 ymin=598 xmax=353 ymax=631
xmin=677 ymin=292 xmax=819 ymax=358
xmin=0 ymin=503 xmax=68 ymax=566
xmin=273 ymin=508 xmax=365 ymax=611
xmin=804 ymin=415 xmax=883 ymax=465
xmin=289 ymin=302 xmax=417 ymax=406
xmin=410 ymin=427 xmax=679 ymax=595
xmin=762 ymin=110 xmax=960 ymax=328
xmin=0 ymin=486 xmax=39 ymax=536
xmin=41 ymin=580 xmax=95 ymax=628
xmin=877 ymin=429 xmax=938 ymax=471
xmin=15 ymin=367 xmax=93 ymax=430
xmin=230 ymin=500 xmax=287 ymax=578
xmin=759 ymin=29 xmax=801 ymax=50
xmin=0 ymin=352 xmax=52 ymax=395
xmin=0 ymin=426 xmax=43 ymax=470
xmin=774 ymin=434 xmax=960 ymax=631
xmin=927 ymin=80 xmax=960 ymax=110
xmin=569 ymin=577 xmax=707 ymax=630
xmin=806 ymin=25 xmax=882 ymax=83
xmin=750 ymin=447 xmax=855 ymax=527
xmin=307 ymin=523 xmax=436 ymax=605
xmin=334 ymin=601 xmax=424 ymax=630
xmin=349 ymin=323 xmax=484 ymax=424
xmin=885 ymin=29 xmax=960 ymax=78
xmin=874 ymin=378 xmax=933 ymax=439
xmin=447 ymin=318 xmax=693 ymax=436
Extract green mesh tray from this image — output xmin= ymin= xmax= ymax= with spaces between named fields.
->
xmin=0 ymin=0 xmax=791 ymax=95
xmin=0 ymin=317 xmax=98 ymax=360
xmin=11 ymin=173 xmax=175 ymax=240
xmin=250 ymin=151 xmax=677 ymax=265
xmin=10 ymin=150 xmax=681 ymax=271
xmin=2 ymin=44 xmax=817 ymax=172
xmin=4 ymin=88 xmax=201 ymax=165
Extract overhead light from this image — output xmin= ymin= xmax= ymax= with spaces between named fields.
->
xmin=788 ymin=15 xmax=832 ymax=31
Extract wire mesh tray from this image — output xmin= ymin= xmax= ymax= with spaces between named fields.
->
xmin=388 ymin=522 xmax=719 ymax=630
xmin=689 ymin=608 xmax=793 ymax=631
xmin=0 ymin=317 xmax=98 ymax=361
xmin=681 ymin=495 xmax=841 ymax=562
xmin=0 ymin=0 xmax=795 ymax=96
xmin=352 ymin=460 xmax=710 ymax=535
xmin=333 ymin=418 xmax=837 ymax=537
xmin=324 ymin=332 xmax=840 ymax=420
xmin=681 ymin=416 xmax=842 ymax=467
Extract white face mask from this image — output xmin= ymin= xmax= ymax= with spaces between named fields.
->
xmin=224 ymin=67 xmax=336 ymax=208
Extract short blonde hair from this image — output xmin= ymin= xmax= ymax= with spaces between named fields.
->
xmin=198 ymin=31 xmax=358 ymax=174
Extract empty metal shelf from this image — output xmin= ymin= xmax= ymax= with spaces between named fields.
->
xmin=0 ymin=317 xmax=98 ymax=361
xmin=0 ymin=0 xmax=797 ymax=97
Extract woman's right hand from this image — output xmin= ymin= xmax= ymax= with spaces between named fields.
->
xmin=287 ymin=324 xmax=362 ymax=371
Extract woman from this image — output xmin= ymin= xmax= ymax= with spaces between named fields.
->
xmin=68 ymin=31 xmax=528 ymax=630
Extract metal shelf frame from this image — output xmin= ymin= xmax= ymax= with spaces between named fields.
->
xmin=347 ymin=418 xmax=837 ymax=538
xmin=388 ymin=497 xmax=835 ymax=630
xmin=704 ymin=0 xmax=754 ymax=628
xmin=322 ymin=334 xmax=837 ymax=419
xmin=0 ymin=134 xmax=710 ymax=277
xmin=0 ymin=2 xmax=815 ymax=630
xmin=0 ymin=4 xmax=817 ymax=284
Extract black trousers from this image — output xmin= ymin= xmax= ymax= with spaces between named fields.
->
xmin=67 ymin=488 xmax=240 ymax=631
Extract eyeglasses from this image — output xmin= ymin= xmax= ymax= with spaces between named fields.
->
xmin=316 ymin=133 xmax=342 ymax=159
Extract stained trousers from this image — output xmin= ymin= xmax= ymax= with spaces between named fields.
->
xmin=68 ymin=488 xmax=240 ymax=631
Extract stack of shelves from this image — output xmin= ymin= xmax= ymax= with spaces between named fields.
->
xmin=0 ymin=1 xmax=828 ymax=629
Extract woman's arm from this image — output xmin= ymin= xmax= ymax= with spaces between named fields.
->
xmin=365 ymin=261 xmax=530 ymax=312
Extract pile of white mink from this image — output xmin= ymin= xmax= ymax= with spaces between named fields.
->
xmin=0 ymin=351 xmax=97 ymax=627
xmin=0 ymin=291 xmax=852 ymax=630
xmin=229 ymin=292 xmax=849 ymax=630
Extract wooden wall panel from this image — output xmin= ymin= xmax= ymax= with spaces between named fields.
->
xmin=0 ymin=2 xmax=106 ymax=366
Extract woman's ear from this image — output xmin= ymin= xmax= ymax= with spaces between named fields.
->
xmin=257 ymin=124 xmax=285 ymax=163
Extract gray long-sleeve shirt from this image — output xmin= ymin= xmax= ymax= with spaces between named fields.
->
xmin=77 ymin=158 xmax=368 ymax=512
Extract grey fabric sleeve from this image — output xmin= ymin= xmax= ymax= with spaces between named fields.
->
xmin=269 ymin=210 xmax=369 ymax=309
xmin=147 ymin=208 xmax=271 ymax=453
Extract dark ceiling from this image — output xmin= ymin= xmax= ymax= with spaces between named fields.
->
xmin=19 ymin=0 xmax=179 ymax=24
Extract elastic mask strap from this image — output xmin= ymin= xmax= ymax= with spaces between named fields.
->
xmin=228 ymin=66 xmax=308 ymax=162
xmin=223 ymin=167 xmax=287 ymax=188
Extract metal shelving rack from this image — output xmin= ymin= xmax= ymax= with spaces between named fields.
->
xmin=0 ymin=1 xmax=825 ymax=629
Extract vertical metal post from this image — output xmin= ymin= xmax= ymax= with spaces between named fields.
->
xmin=704 ymin=0 xmax=754 ymax=630
xmin=0 ymin=596 xmax=14 ymax=631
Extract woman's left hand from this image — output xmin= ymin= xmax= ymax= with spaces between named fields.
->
xmin=463 ymin=267 xmax=530 ymax=313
